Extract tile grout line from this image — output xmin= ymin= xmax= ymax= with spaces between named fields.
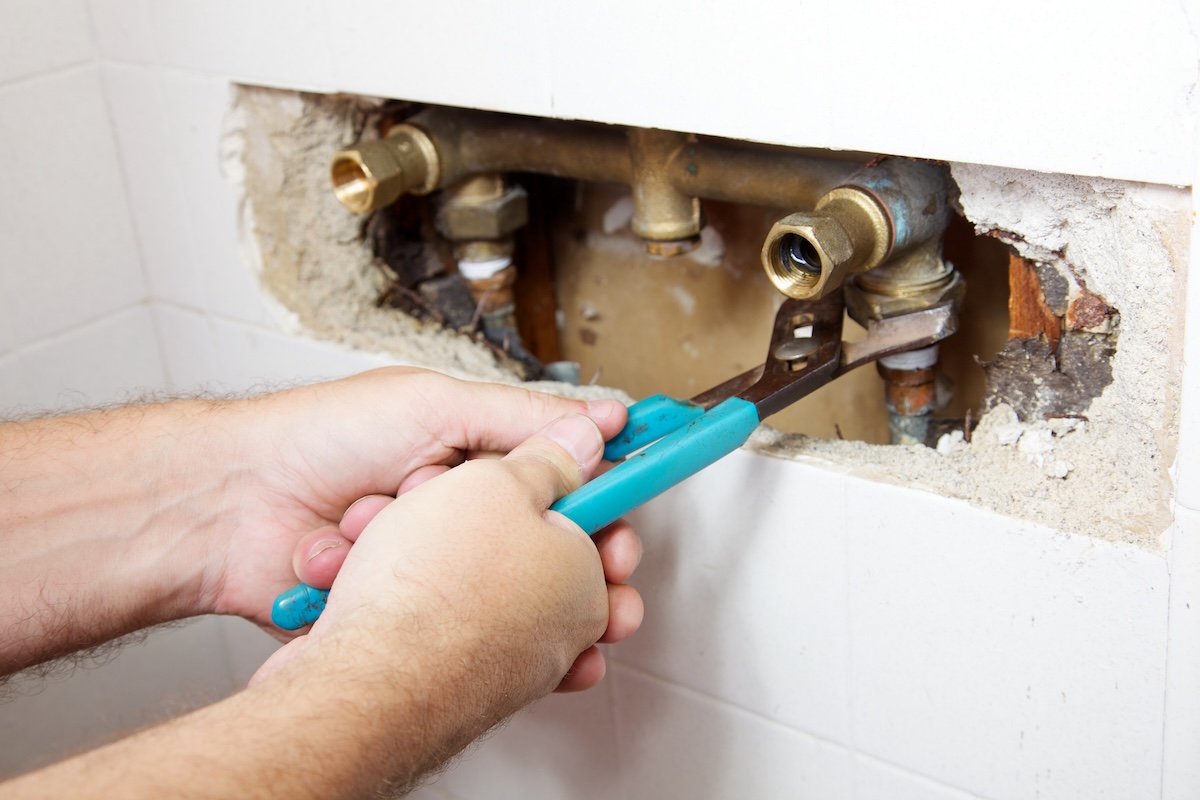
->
xmin=609 ymin=661 xmax=850 ymax=754
xmin=0 ymin=60 xmax=92 ymax=93
xmin=84 ymin=19 xmax=173 ymax=393
xmin=7 ymin=302 xmax=155 ymax=358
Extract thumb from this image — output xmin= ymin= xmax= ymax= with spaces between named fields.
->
xmin=502 ymin=413 xmax=606 ymax=509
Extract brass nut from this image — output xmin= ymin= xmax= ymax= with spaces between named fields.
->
xmin=330 ymin=124 xmax=439 ymax=214
xmin=761 ymin=213 xmax=855 ymax=300
xmin=436 ymin=184 xmax=529 ymax=241
xmin=331 ymin=143 xmax=407 ymax=213
xmin=845 ymin=270 xmax=966 ymax=324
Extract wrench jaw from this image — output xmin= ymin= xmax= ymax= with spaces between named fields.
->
xmin=740 ymin=291 xmax=845 ymax=421
xmin=688 ymin=292 xmax=959 ymax=423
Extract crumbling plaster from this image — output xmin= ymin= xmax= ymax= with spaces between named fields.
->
xmin=228 ymin=86 xmax=1190 ymax=547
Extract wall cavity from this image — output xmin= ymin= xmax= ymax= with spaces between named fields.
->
xmin=226 ymin=85 xmax=1188 ymax=547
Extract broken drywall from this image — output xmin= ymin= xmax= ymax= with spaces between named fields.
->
xmin=227 ymin=87 xmax=1188 ymax=547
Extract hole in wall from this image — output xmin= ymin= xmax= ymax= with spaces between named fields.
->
xmin=363 ymin=169 xmax=1017 ymax=445
xmin=231 ymin=86 xmax=1181 ymax=541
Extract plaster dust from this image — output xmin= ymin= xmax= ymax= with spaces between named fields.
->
xmin=226 ymin=86 xmax=1188 ymax=547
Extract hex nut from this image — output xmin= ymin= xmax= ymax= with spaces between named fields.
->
xmin=845 ymin=271 xmax=967 ymax=324
xmin=331 ymin=143 xmax=408 ymax=213
xmin=761 ymin=212 xmax=855 ymax=299
xmin=436 ymin=184 xmax=529 ymax=241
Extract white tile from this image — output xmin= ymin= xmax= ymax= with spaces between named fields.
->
xmin=0 ymin=616 xmax=234 ymax=778
xmin=0 ymin=308 xmax=16 ymax=354
xmin=845 ymin=478 xmax=1169 ymax=799
xmin=0 ymin=356 xmax=32 ymax=416
xmin=87 ymin=0 xmax=157 ymax=63
xmin=617 ymin=449 xmax=851 ymax=744
xmin=153 ymin=303 xmax=225 ymax=393
xmin=325 ymin=0 xmax=553 ymax=117
xmin=101 ymin=66 xmax=271 ymax=325
xmin=549 ymin=1 xmax=1192 ymax=185
xmin=854 ymin=755 xmax=980 ymax=800
xmin=0 ymin=68 xmax=146 ymax=345
xmin=612 ymin=666 xmax=852 ymax=799
xmin=100 ymin=64 xmax=207 ymax=309
xmin=146 ymin=1 xmax=333 ymax=91
xmin=218 ymin=617 xmax=281 ymax=689
xmin=211 ymin=318 xmax=393 ymax=391
xmin=0 ymin=0 xmax=93 ymax=84
xmin=1163 ymin=505 xmax=1200 ymax=799
xmin=157 ymin=70 xmax=271 ymax=324
xmin=432 ymin=681 xmax=618 ymax=800
xmin=19 ymin=305 xmax=165 ymax=412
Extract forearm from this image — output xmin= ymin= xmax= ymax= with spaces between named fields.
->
xmin=1 ymin=601 xmax=553 ymax=800
xmin=0 ymin=401 xmax=254 ymax=674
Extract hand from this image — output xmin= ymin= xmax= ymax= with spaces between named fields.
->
xmin=199 ymin=369 xmax=633 ymax=644
xmin=253 ymin=411 xmax=644 ymax=702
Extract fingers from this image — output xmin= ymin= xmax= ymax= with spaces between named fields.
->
xmin=503 ymin=413 xmax=608 ymax=509
xmin=419 ymin=373 xmax=628 ymax=456
xmin=600 ymin=584 xmax=644 ymax=643
xmin=339 ymin=495 xmax=395 ymax=539
xmin=592 ymin=520 xmax=642 ymax=584
xmin=555 ymin=646 xmax=606 ymax=693
xmin=396 ymin=464 xmax=451 ymax=495
xmin=293 ymin=494 xmax=392 ymax=587
xmin=292 ymin=526 xmax=352 ymax=589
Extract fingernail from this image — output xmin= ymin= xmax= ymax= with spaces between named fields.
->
xmin=545 ymin=413 xmax=604 ymax=465
xmin=586 ymin=399 xmax=621 ymax=421
xmin=344 ymin=496 xmax=369 ymax=515
xmin=306 ymin=539 xmax=344 ymax=562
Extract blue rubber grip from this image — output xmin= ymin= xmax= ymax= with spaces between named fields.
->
xmin=271 ymin=583 xmax=330 ymax=631
xmin=551 ymin=397 xmax=760 ymax=534
xmin=603 ymin=394 xmax=705 ymax=461
xmin=269 ymin=397 xmax=757 ymax=631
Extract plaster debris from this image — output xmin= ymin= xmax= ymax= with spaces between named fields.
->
xmin=935 ymin=430 xmax=966 ymax=455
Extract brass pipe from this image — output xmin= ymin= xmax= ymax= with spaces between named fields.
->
xmin=628 ymin=128 xmax=702 ymax=255
xmin=330 ymin=108 xmax=864 ymax=218
xmin=664 ymin=139 xmax=858 ymax=210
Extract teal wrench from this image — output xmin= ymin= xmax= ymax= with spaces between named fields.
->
xmin=270 ymin=291 xmax=956 ymax=630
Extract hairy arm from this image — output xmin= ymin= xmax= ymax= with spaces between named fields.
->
xmin=0 ymin=400 xmax=254 ymax=674
xmin=1 ymin=409 xmax=635 ymax=798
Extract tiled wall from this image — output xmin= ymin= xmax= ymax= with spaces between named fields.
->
xmin=1 ymin=2 xmax=1197 ymax=798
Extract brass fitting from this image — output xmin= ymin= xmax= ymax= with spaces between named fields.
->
xmin=330 ymin=123 xmax=440 ymax=213
xmin=435 ymin=175 xmax=528 ymax=241
xmin=760 ymin=188 xmax=891 ymax=300
xmin=761 ymin=159 xmax=952 ymax=301
xmin=628 ymin=128 xmax=702 ymax=255
xmin=844 ymin=239 xmax=966 ymax=324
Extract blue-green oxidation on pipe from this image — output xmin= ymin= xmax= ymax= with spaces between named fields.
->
xmin=270 ymin=396 xmax=760 ymax=630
